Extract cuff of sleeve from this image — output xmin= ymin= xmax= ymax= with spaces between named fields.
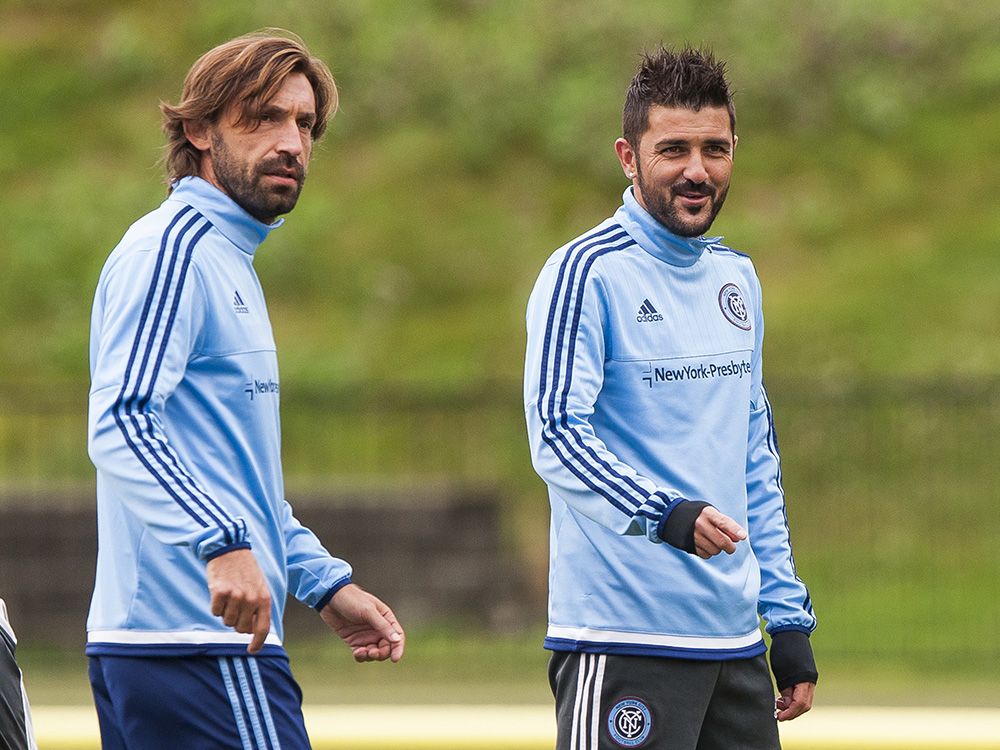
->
xmin=194 ymin=520 xmax=250 ymax=561
xmin=768 ymin=630 xmax=819 ymax=691
xmin=203 ymin=541 xmax=252 ymax=561
xmin=657 ymin=500 xmax=711 ymax=553
xmin=312 ymin=575 xmax=353 ymax=612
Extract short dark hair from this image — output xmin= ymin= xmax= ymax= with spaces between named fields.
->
xmin=622 ymin=46 xmax=735 ymax=148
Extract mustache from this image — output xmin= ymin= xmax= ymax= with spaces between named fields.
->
xmin=671 ymin=180 xmax=714 ymax=197
xmin=257 ymin=156 xmax=305 ymax=183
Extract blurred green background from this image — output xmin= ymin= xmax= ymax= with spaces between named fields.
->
xmin=2 ymin=0 xmax=1000 ymax=711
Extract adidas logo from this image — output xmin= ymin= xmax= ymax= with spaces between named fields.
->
xmin=636 ymin=298 xmax=663 ymax=323
xmin=233 ymin=290 xmax=249 ymax=314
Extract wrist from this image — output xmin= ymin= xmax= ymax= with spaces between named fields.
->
xmin=313 ymin=576 xmax=353 ymax=612
xmin=657 ymin=500 xmax=711 ymax=553
xmin=769 ymin=630 xmax=818 ymax=691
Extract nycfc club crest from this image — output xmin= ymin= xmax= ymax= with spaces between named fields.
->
xmin=607 ymin=697 xmax=652 ymax=747
xmin=718 ymin=282 xmax=751 ymax=331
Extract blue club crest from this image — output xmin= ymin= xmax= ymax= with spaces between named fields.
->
xmin=607 ymin=697 xmax=652 ymax=747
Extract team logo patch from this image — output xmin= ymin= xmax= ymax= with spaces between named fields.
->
xmin=718 ymin=283 xmax=751 ymax=330
xmin=607 ymin=697 xmax=652 ymax=747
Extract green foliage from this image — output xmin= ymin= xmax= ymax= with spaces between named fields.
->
xmin=1 ymin=1 xmax=999 ymax=386
xmin=3 ymin=0 xmax=1000 ymax=689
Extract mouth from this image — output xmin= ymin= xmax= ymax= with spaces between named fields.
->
xmin=673 ymin=184 xmax=714 ymax=213
xmin=262 ymin=171 xmax=300 ymax=188
xmin=676 ymin=192 xmax=711 ymax=209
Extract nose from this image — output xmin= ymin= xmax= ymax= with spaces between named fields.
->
xmin=682 ymin=151 xmax=709 ymax=184
xmin=275 ymin=119 xmax=305 ymax=158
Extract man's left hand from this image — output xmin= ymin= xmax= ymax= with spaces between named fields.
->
xmin=319 ymin=583 xmax=405 ymax=663
xmin=775 ymin=681 xmax=814 ymax=721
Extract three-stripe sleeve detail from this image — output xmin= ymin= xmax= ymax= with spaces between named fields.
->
xmin=111 ymin=207 xmax=242 ymax=543
xmin=535 ymin=225 xmax=666 ymax=520
xmin=568 ymin=654 xmax=606 ymax=750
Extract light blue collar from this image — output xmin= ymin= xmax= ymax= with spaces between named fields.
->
xmin=613 ymin=187 xmax=720 ymax=267
xmin=167 ymin=176 xmax=283 ymax=256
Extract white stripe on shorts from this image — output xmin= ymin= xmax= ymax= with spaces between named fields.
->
xmin=568 ymin=654 xmax=607 ymax=750
xmin=589 ymin=655 xmax=606 ymax=750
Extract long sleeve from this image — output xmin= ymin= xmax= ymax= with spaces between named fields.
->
xmin=88 ymin=212 xmax=249 ymax=561
xmin=279 ymin=501 xmax=352 ymax=610
xmin=524 ymin=243 xmax=693 ymax=542
xmin=744 ymin=274 xmax=816 ymax=634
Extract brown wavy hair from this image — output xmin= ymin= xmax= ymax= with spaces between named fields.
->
xmin=160 ymin=30 xmax=337 ymax=186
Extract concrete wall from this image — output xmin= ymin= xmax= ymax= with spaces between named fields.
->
xmin=0 ymin=486 xmax=529 ymax=644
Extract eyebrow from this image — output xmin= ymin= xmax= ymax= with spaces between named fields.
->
xmin=653 ymin=137 xmax=732 ymax=149
xmin=261 ymin=103 xmax=317 ymax=120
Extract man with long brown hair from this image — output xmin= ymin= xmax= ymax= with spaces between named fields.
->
xmin=87 ymin=31 xmax=404 ymax=748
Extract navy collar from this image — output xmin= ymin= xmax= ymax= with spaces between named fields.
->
xmin=613 ymin=187 xmax=721 ymax=267
xmin=167 ymin=176 xmax=283 ymax=256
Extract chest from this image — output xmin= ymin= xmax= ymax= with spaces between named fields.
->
xmin=602 ymin=261 xmax=756 ymax=361
xmin=196 ymin=255 xmax=276 ymax=358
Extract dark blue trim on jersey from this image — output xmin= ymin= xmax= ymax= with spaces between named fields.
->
xmin=204 ymin=542 xmax=252 ymax=561
xmin=543 ymin=637 xmax=767 ymax=661
xmin=708 ymin=243 xmax=752 ymax=259
xmin=111 ymin=207 xmax=207 ymax=531
xmin=122 ymin=216 xmax=234 ymax=539
xmin=654 ymin=497 xmax=689 ymax=539
xmin=538 ymin=228 xmax=647 ymax=516
xmin=760 ymin=384 xmax=815 ymax=622
xmin=312 ymin=575 xmax=353 ymax=612
xmin=557 ymin=238 xmax=667 ymax=511
xmin=85 ymin=642 xmax=287 ymax=658
xmin=537 ymin=227 xmax=668 ymax=520
xmin=767 ymin=624 xmax=815 ymax=636
xmin=112 ymin=209 xmax=243 ymax=545
xmin=138 ymin=217 xmax=241 ymax=538
xmin=537 ymin=223 xmax=623 ymax=414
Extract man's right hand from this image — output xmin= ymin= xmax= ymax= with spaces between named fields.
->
xmin=692 ymin=507 xmax=747 ymax=559
xmin=206 ymin=548 xmax=272 ymax=654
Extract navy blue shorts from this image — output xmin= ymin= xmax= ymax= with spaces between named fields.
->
xmin=89 ymin=654 xmax=310 ymax=750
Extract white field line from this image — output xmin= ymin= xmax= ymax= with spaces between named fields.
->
xmin=31 ymin=704 xmax=1000 ymax=747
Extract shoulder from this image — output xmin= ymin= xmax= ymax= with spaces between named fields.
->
xmin=98 ymin=201 xmax=217 ymax=299
xmin=706 ymin=238 xmax=753 ymax=263
xmin=706 ymin=239 xmax=759 ymax=280
xmin=102 ymin=201 xmax=216 ymax=277
xmin=539 ymin=219 xmax=639 ymax=279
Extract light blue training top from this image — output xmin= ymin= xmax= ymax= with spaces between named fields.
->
xmin=524 ymin=188 xmax=816 ymax=659
xmin=87 ymin=177 xmax=352 ymax=656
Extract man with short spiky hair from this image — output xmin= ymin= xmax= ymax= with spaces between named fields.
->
xmin=87 ymin=31 xmax=404 ymax=749
xmin=525 ymin=47 xmax=817 ymax=748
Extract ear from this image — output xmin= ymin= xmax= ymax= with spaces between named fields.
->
xmin=183 ymin=120 xmax=212 ymax=152
xmin=614 ymin=137 xmax=638 ymax=181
